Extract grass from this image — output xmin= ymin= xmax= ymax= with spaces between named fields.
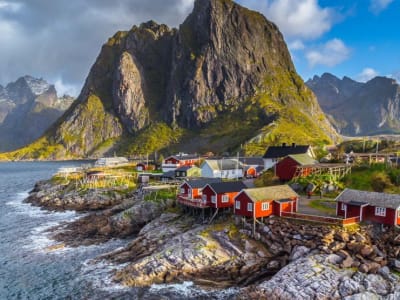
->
xmin=309 ymin=199 xmax=336 ymax=216
xmin=144 ymin=188 xmax=177 ymax=203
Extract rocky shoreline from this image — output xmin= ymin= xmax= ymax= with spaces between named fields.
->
xmin=26 ymin=179 xmax=400 ymax=299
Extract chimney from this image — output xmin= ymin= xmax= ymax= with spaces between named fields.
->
xmin=282 ymin=143 xmax=286 ymax=147
xmin=292 ymin=143 xmax=296 ymax=147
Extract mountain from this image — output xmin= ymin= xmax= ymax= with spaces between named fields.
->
xmin=307 ymin=73 xmax=400 ymax=136
xmin=2 ymin=0 xmax=337 ymax=160
xmin=0 ymin=76 xmax=74 ymax=151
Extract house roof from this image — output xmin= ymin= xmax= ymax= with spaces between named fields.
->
xmin=241 ymin=185 xmax=298 ymax=202
xmin=336 ymin=188 xmax=400 ymax=209
xmin=166 ymin=154 xmax=199 ymax=161
xmin=202 ymin=159 xmax=243 ymax=171
xmin=184 ymin=178 xmax=222 ymax=189
xmin=283 ymin=154 xmax=318 ymax=166
xmin=238 ymin=157 xmax=264 ymax=166
xmin=263 ymin=144 xmax=310 ymax=159
xmin=207 ymin=181 xmax=247 ymax=194
xmin=161 ymin=171 xmax=176 ymax=178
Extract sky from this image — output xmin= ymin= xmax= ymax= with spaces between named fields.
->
xmin=0 ymin=0 xmax=399 ymax=96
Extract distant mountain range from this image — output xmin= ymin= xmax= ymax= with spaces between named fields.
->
xmin=0 ymin=76 xmax=74 ymax=151
xmin=306 ymin=73 xmax=400 ymax=136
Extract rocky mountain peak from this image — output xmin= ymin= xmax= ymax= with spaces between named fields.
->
xmin=0 ymin=75 xmax=74 ymax=152
xmin=6 ymin=0 xmax=337 ymax=159
xmin=307 ymin=74 xmax=400 ymax=136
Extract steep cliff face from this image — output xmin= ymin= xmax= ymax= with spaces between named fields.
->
xmin=3 ymin=0 xmax=338 ymax=160
xmin=168 ymin=0 xmax=294 ymax=127
xmin=307 ymin=73 xmax=400 ymax=136
xmin=0 ymin=76 xmax=74 ymax=152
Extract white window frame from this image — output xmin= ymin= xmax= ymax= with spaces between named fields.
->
xmin=202 ymin=194 xmax=207 ymax=203
xmin=261 ymin=202 xmax=269 ymax=211
xmin=180 ymin=188 xmax=185 ymax=194
xmin=235 ymin=201 xmax=241 ymax=210
xmin=341 ymin=203 xmax=346 ymax=211
xmin=221 ymin=194 xmax=229 ymax=203
xmin=375 ymin=207 xmax=386 ymax=217
xmin=247 ymin=202 xmax=253 ymax=212
xmin=211 ymin=195 xmax=216 ymax=204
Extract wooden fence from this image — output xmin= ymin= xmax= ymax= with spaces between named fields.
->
xmin=281 ymin=212 xmax=359 ymax=226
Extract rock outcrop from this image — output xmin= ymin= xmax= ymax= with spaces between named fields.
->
xmin=6 ymin=0 xmax=337 ymax=160
xmin=0 ymin=76 xmax=74 ymax=151
xmin=307 ymin=73 xmax=400 ymax=136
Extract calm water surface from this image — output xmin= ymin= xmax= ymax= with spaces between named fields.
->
xmin=0 ymin=162 xmax=236 ymax=299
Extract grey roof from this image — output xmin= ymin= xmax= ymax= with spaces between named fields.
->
xmin=161 ymin=171 xmax=176 ymax=178
xmin=263 ymin=145 xmax=310 ymax=159
xmin=207 ymin=181 xmax=247 ymax=194
xmin=184 ymin=178 xmax=222 ymax=189
xmin=203 ymin=159 xmax=243 ymax=171
xmin=336 ymin=188 xmax=400 ymax=209
xmin=239 ymin=157 xmax=264 ymax=166
xmin=167 ymin=154 xmax=199 ymax=161
xmin=242 ymin=185 xmax=298 ymax=202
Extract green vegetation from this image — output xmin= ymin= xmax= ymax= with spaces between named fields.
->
xmin=254 ymin=170 xmax=280 ymax=187
xmin=342 ymin=163 xmax=400 ymax=193
xmin=309 ymin=199 xmax=336 ymax=216
xmin=125 ymin=122 xmax=184 ymax=156
xmin=144 ymin=188 xmax=177 ymax=203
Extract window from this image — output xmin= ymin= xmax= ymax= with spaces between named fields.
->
xmin=341 ymin=203 xmax=346 ymax=211
xmin=211 ymin=195 xmax=216 ymax=203
xmin=180 ymin=188 xmax=185 ymax=194
xmin=247 ymin=203 xmax=253 ymax=212
xmin=198 ymin=189 xmax=202 ymax=196
xmin=375 ymin=207 xmax=386 ymax=217
xmin=262 ymin=202 xmax=269 ymax=211
xmin=235 ymin=201 xmax=241 ymax=209
xmin=222 ymin=195 xmax=229 ymax=203
xmin=202 ymin=194 xmax=207 ymax=203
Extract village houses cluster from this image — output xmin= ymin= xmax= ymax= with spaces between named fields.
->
xmin=135 ymin=143 xmax=400 ymax=228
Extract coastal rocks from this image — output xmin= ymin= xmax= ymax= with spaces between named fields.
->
xmin=51 ymin=196 xmax=173 ymax=247
xmin=238 ymin=254 xmax=400 ymax=300
xmin=26 ymin=180 xmax=127 ymax=211
xmin=106 ymin=213 xmax=280 ymax=288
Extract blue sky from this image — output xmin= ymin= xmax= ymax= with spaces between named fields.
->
xmin=238 ymin=0 xmax=400 ymax=82
xmin=0 ymin=0 xmax=398 ymax=96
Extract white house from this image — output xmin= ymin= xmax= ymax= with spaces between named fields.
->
xmin=201 ymin=159 xmax=243 ymax=179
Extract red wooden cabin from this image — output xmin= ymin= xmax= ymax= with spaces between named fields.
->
xmin=234 ymin=185 xmax=298 ymax=218
xmin=336 ymin=188 xmax=400 ymax=226
xmin=177 ymin=178 xmax=221 ymax=208
xmin=202 ymin=181 xmax=247 ymax=209
xmin=275 ymin=154 xmax=317 ymax=181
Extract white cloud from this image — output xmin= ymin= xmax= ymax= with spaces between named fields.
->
xmin=288 ymin=40 xmax=305 ymax=51
xmin=356 ymin=68 xmax=379 ymax=82
xmin=54 ymin=78 xmax=80 ymax=97
xmin=0 ymin=1 xmax=23 ymax=12
xmin=306 ymin=38 xmax=351 ymax=67
xmin=369 ymin=0 xmax=394 ymax=14
xmin=240 ymin=0 xmax=335 ymax=40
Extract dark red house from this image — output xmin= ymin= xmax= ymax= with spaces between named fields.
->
xmin=177 ymin=178 xmax=221 ymax=208
xmin=234 ymin=185 xmax=298 ymax=218
xmin=202 ymin=181 xmax=247 ymax=209
xmin=275 ymin=154 xmax=317 ymax=181
xmin=336 ymin=188 xmax=400 ymax=226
